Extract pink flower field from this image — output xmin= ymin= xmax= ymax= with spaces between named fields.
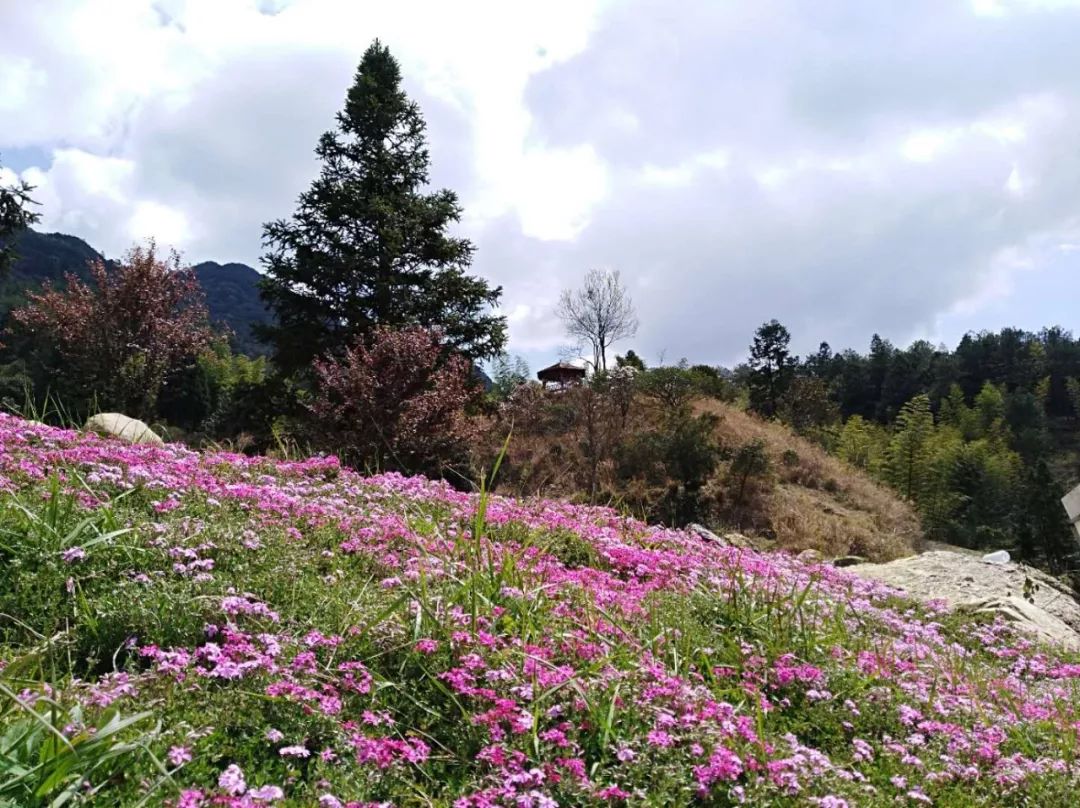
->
xmin=1 ymin=412 xmax=1079 ymax=806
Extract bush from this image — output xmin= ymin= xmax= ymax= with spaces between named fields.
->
xmin=310 ymin=327 xmax=477 ymax=477
xmin=713 ymin=438 xmax=773 ymax=529
xmin=158 ymin=341 xmax=269 ymax=439
xmin=9 ymin=242 xmax=217 ymax=419
xmin=615 ymin=409 xmax=720 ymax=526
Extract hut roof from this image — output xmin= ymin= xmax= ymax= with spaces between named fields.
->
xmin=537 ymin=361 xmax=586 ymax=381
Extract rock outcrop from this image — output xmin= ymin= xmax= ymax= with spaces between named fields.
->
xmin=850 ymin=550 xmax=1080 ymax=650
xmin=84 ymin=413 xmax=164 ymax=447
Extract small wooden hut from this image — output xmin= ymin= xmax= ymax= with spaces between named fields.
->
xmin=537 ymin=361 xmax=586 ymax=388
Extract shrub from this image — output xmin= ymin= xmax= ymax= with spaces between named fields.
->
xmin=714 ymin=438 xmax=773 ymax=529
xmin=309 ymin=326 xmax=477 ymax=476
xmin=615 ymin=409 xmax=720 ymax=526
xmin=9 ymin=242 xmax=216 ymax=419
xmin=158 ymin=341 xmax=270 ymax=440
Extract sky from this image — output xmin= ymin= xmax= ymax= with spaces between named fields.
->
xmin=3 ymin=0 xmax=1080 ymax=372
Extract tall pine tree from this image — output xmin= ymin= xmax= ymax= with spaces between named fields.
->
xmin=258 ymin=41 xmax=506 ymax=375
xmin=747 ymin=319 xmax=796 ymax=418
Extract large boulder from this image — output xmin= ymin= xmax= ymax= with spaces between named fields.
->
xmin=84 ymin=413 xmax=164 ymax=447
xmin=850 ymin=550 xmax=1080 ymax=650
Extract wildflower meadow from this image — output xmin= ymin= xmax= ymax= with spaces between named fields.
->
xmin=1 ymin=412 xmax=1079 ymax=806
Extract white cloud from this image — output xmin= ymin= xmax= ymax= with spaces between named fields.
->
xmin=515 ymin=145 xmax=609 ymax=240
xmin=128 ymin=201 xmax=191 ymax=245
xmin=5 ymin=0 xmax=1080 ymax=364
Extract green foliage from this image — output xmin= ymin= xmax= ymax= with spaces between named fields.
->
xmin=614 ymin=350 xmax=646 ymax=371
xmin=718 ymin=438 xmax=772 ymax=527
xmin=0 ymin=687 xmax=159 ymax=806
xmin=778 ymin=376 xmax=840 ymax=444
xmin=1017 ymin=459 xmax=1076 ymax=572
xmin=636 ymin=361 xmax=736 ymax=411
xmin=486 ymin=353 xmax=530 ymax=402
xmin=923 ymin=437 xmax=1021 ymax=549
xmin=835 ymin=415 xmax=887 ymax=472
xmin=973 ymin=381 xmax=1008 ymax=439
xmin=614 ymin=407 xmax=721 ymax=525
xmin=158 ymin=341 xmax=269 ymax=438
xmin=258 ymin=40 xmax=505 ymax=376
xmin=635 ymin=363 xmax=696 ymax=410
xmin=1066 ymin=377 xmax=1080 ymax=420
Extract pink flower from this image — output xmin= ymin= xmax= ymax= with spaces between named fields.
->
xmin=177 ymin=789 xmax=205 ymax=808
xmin=647 ymin=730 xmax=674 ymax=748
xmin=61 ymin=546 xmax=86 ymax=563
xmin=168 ymin=745 xmax=192 ymax=766
xmin=815 ymin=798 xmax=849 ymax=808
xmin=597 ymin=785 xmax=631 ymax=800
xmin=218 ymin=763 xmax=246 ymax=796
xmin=414 ymin=638 xmax=438 ymax=654
xmin=279 ymin=745 xmax=311 ymax=758
xmin=248 ymin=785 xmax=284 ymax=802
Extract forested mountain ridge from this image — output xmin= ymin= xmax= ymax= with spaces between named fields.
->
xmin=0 ymin=229 xmax=271 ymax=355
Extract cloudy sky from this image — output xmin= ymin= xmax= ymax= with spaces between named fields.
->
xmin=3 ymin=0 xmax=1080 ymax=369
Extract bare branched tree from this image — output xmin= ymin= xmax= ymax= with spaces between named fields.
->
xmin=556 ymin=269 xmax=638 ymax=372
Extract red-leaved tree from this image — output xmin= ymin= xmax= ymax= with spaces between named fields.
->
xmin=11 ymin=242 xmax=216 ymax=419
xmin=310 ymin=327 xmax=477 ymax=475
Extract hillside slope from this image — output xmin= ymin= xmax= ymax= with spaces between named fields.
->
xmin=1 ymin=414 xmax=1079 ymax=805
xmin=484 ymin=390 xmax=921 ymax=563
xmin=695 ymin=399 xmax=922 ymax=560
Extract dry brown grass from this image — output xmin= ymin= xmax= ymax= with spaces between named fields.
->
xmin=694 ymin=400 xmax=920 ymax=560
xmin=472 ymin=389 xmax=921 ymax=562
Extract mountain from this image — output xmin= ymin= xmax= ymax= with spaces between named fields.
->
xmin=191 ymin=261 xmax=272 ymax=356
xmin=1 ymin=230 xmax=272 ymax=356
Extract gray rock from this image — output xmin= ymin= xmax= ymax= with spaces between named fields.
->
xmin=688 ymin=523 xmax=727 ymax=545
xmin=851 ymin=550 xmax=1080 ymax=650
xmin=831 ymin=555 xmax=867 ymax=568
xmin=84 ymin=413 xmax=164 ymax=447
xmin=956 ymin=596 xmax=1080 ymax=652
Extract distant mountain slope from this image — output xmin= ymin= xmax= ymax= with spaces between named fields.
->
xmin=191 ymin=261 xmax=272 ymax=356
xmin=1 ymin=230 xmax=272 ymax=356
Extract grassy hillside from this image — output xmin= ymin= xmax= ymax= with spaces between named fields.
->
xmin=482 ymin=390 xmax=921 ymax=563
xmin=695 ymin=400 xmax=922 ymax=561
xmin=1 ymin=414 xmax=1079 ymax=805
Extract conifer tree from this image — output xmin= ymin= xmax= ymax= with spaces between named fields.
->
xmin=747 ymin=320 xmax=796 ymax=418
xmin=258 ymin=41 xmax=506 ymax=375
xmin=886 ymin=394 xmax=935 ymax=501
xmin=837 ymin=415 xmax=873 ymax=469
xmin=0 ymin=156 xmax=41 ymax=276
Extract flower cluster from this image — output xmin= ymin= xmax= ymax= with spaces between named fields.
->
xmin=2 ymin=413 xmax=1080 ymax=806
